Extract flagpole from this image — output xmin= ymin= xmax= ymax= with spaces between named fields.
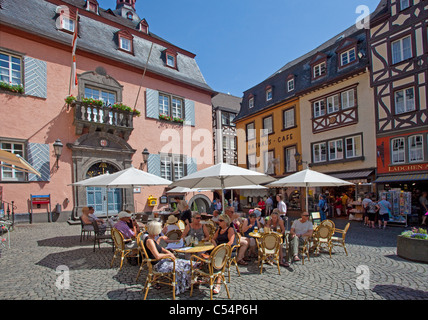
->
xmin=69 ymin=9 xmax=79 ymax=96
xmin=134 ymin=42 xmax=154 ymax=110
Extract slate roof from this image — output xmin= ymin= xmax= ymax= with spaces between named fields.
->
xmin=235 ymin=0 xmax=388 ymax=122
xmin=0 ymin=0 xmax=213 ymax=93
xmin=212 ymin=92 xmax=242 ymax=113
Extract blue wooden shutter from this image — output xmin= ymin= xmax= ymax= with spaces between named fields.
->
xmin=24 ymin=57 xmax=47 ymax=98
xmin=186 ymin=156 xmax=197 ymax=176
xmin=27 ymin=143 xmax=50 ymax=182
xmin=147 ymin=153 xmax=161 ymax=177
xmin=146 ymin=88 xmax=159 ymax=119
xmin=184 ymin=99 xmax=195 ymax=126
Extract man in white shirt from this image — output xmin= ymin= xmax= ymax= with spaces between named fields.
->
xmin=284 ymin=212 xmax=313 ymax=267
xmin=276 ymin=194 xmax=288 ymax=229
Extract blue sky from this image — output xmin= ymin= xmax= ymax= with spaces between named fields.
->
xmin=97 ymin=0 xmax=381 ymax=97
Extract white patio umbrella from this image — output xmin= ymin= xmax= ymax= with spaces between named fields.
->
xmin=169 ymin=163 xmax=276 ymax=214
xmin=70 ymin=166 xmax=172 ymax=217
xmin=268 ymin=167 xmax=354 ymax=212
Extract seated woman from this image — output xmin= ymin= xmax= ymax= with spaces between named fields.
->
xmin=144 ymin=221 xmax=192 ymax=295
xmin=162 ymin=215 xmax=180 ymax=235
xmin=181 ymin=211 xmax=210 ymax=244
xmin=241 ymin=212 xmax=261 ymax=260
xmin=210 ymin=214 xmax=236 ymax=294
xmin=265 ymin=209 xmax=287 ymax=266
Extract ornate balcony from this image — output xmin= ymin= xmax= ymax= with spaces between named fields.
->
xmin=72 ymin=101 xmax=135 ymax=140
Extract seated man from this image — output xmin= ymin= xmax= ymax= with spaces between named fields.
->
xmin=284 ymin=212 xmax=313 ymax=267
xmin=113 ymin=211 xmax=139 ymax=249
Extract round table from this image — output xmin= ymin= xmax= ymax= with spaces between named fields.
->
xmin=173 ymin=243 xmax=214 ymax=254
xmin=249 ymin=230 xmax=283 ymax=238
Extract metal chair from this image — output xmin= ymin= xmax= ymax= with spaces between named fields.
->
xmin=226 ymin=232 xmax=241 ymax=283
xmin=190 ymin=243 xmax=232 ymax=300
xmin=92 ymin=221 xmax=113 ymax=252
xmin=80 ymin=216 xmax=93 ymax=242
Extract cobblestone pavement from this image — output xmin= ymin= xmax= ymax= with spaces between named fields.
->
xmin=0 ymin=219 xmax=427 ymax=301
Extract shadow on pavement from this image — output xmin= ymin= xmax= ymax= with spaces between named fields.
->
xmin=372 ymin=284 xmax=428 ymax=300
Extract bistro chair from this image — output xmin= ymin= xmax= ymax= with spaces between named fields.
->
xmin=190 ymin=243 xmax=232 ymax=300
xmin=79 ymin=216 xmax=93 ymax=242
xmin=331 ymin=222 xmax=350 ymax=256
xmin=110 ymin=228 xmax=139 ymax=270
xmin=139 ymin=234 xmax=177 ymax=300
xmin=312 ymin=224 xmax=334 ymax=258
xmin=320 ymin=219 xmax=335 ymax=233
xmin=204 ymin=221 xmax=217 ymax=239
xmin=135 ymin=232 xmax=149 ymax=282
xmin=165 ymin=229 xmax=182 ymax=241
xmin=226 ymin=232 xmax=241 ymax=283
xmin=259 ymin=232 xmax=282 ymax=275
xmin=91 ymin=221 xmax=113 ymax=252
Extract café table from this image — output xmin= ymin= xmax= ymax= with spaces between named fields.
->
xmin=172 ymin=242 xmax=214 ymax=255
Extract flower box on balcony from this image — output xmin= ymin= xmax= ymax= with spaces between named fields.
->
xmin=0 ymin=81 xmax=24 ymax=94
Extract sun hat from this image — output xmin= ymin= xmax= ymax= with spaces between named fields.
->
xmin=166 ymin=215 xmax=178 ymax=224
xmin=118 ymin=211 xmax=132 ymax=219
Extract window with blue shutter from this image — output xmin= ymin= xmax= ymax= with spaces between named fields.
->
xmin=187 ymin=156 xmax=197 ymax=176
xmin=27 ymin=143 xmax=50 ymax=182
xmin=146 ymin=88 xmax=159 ymax=119
xmin=184 ymin=99 xmax=195 ymax=126
xmin=147 ymin=153 xmax=161 ymax=177
xmin=24 ymin=57 xmax=47 ymax=99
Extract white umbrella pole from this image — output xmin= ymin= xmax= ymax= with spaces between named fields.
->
xmin=221 ymin=177 xmax=225 ymax=215
xmin=306 ymin=185 xmax=309 ymax=213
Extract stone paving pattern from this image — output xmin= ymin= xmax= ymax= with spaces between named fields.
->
xmin=0 ymin=219 xmax=427 ymax=300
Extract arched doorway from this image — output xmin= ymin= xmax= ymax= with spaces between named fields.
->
xmin=85 ymin=162 xmax=122 ymax=216
xmin=189 ymin=194 xmax=211 ymax=214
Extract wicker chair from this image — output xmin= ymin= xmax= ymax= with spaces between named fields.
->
xmin=139 ymin=234 xmax=177 ymax=300
xmin=91 ymin=221 xmax=113 ymax=252
xmin=226 ymin=232 xmax=241 ymax=283
xmin=320 ymin=219 xmax=335 ymax=232
xmin=165 ymin=229 xmax=182 ymax=241
xmin=312 ymin=224 xmax=334 ymax=258
xmin=79 ymin=216 xmax=93 ymax=242
xmin=259 ymin=232 xmax=282 ymax=275
xmin=331 ymin=222 xmax=350 ymax=256
xmin=110 ymin=228 xmax=139 ymax=270
xmin=190 ymin=243 xmax=232 ymax=300
xmin=204 ymin=221 xmax=217 ymax=239
xmin=135 ymin=232 xmax=149 ymax=282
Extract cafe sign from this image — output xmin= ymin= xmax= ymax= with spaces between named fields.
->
xmin=388 ymin=163 xmax=428 ymax=173
xmin=248 ymin=133 xmax=294 ymax=150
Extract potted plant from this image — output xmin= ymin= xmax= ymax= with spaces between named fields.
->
xmin=65 ymin=95 xmax=77 ymax=105
xmin=0 ymin=81 xmax=24 ymax=94
xmin=82 ymin=97 xmax=103 ymax=107
xmin=172 ymin=117 xmax=184 ymax=124
xmin=159 ymin=113 xmax=172 ymax=121
xmin=397 ymin=227 xmax=428 ymax=263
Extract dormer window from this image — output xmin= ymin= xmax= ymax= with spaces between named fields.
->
xmin=336 ymin=37 xmax=358 ymax=69
xmin=248 ymin=95 xmax=254 ymax=109
xmin=164 ymin=49 xmax=177 ymax=69
xmin=86 ymin=0 xmax=99 ymax=14
xmin=266 ymin=86 xmax=273 ymax=101
xmin=138 ymin=19 xmax=149 ymax=34
xmin=117 ymin=30 xmax=134 ymax=54
xmin=313 ymin=62 xmax=326 ymax=78
xmin=58 ymin=8 xmax=77 ymax=33
xmin=127 ymin=11 xmax=133 ymax=20
xmin=340 ymin=48 xmax=356 ymax=66
xmin=287 ymin=75 xmax=295 ymax=92
xmin=310 ymin=52 xmax=328 ymax=80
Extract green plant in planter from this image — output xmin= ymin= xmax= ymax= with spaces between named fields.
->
xmin=111 ymin=103 xmax=141 ymax=117
xmin=0 ymin=81 xmax=24 ymax=94
xmin=159 ymin=113 xmax=172 ymax=121
xmin=82 ymin=97 xmax=103 ymax=106
xmin=401 ymin=227 xmax=428 ymax=240
xmin=65 ymin=95 xmax=77 ymax=105
xmin=172 ymin=117 xmax=184 ymax=123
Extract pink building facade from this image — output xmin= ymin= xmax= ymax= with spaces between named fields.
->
xmin=0 ymin=0 xmax=215 ymax=222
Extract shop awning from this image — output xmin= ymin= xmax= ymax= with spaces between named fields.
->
xmin=329 ymin=170 xmax=374 ymax=180
xmin=374 ymin=173 xmax=428 ymax=183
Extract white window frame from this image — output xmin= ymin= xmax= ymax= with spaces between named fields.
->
xmin=167 ymin=54 xmax=175 ymax=67
xmin=119 ymin=37 xmax=131 ymax=52
xmin=329 ymin=139 xmax=344 ymax=161
xmin=160 ymin=154 xmax=186 ymax=181
xmin=345 ymin=135 xmax=362 ymax=159
xmin=327 ymin=94 xmax=340 ymax=114
xmin=0 ymin=52 xmax=22 ymax=86
xmin=287 ymin=79 xmax=295 ymax=92
xmin=246 ymin=123 xmax=255 ymax=141
xmin=264 ymin=150 xmax=275 ymax=175
xmin=313 ymin=62 xmax=326 ymax=78
xmin=248 ymin=154 xmax=257 ymax=171
xmin=408 ymin=135 xmax=424 ymax=163
xmin=391 ymin=137 xmax=405 ymax=164
xmin=61 ymin=16 xmax=75 ymax=32
xmin=313 ymin=100 xmax=326 ymax=118
xmin=266 ymin=88 xmax=273 ymax=101
xmin=392 ymin=35 xmax=412 ymax=64
xmin=341 ymin=89 xmax=355 ymax=109
xmin=1 ymin=141 xmax=26 ymax=182
xmin=285 ymin=146 xmax=297 ymax=173
xmin=340 ymin=48 xmax=356 ymax=66
xmin=283 ymin=108 xmax=295 ymax=129
xmin=313 ymin=142 xmax=327 ymax=163
xmin=395 ymin=87 xmax=415 ymax=114
xmin=158 ymin=93 xmax=184 ymax=118
xmin=262 ymin=116 xmax=273 ymax=136
xmin=249 ymin=97 xmax=254 ymax=109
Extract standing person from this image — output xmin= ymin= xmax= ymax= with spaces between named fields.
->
xmin=232 ymin=197 xmax=239 ymax=213
xmin=419 ymin=191 xmax=428 ymax=226
xmin=362 ymin=193 xmax=372 ymax=227
xmin=258 ymin=197 xmax=266 ymax=216
xmin=284 ymin=212 xmax=313 ymax=267
xmin=318 ymin=194 xmax=328 ymax=221
xmin=341 ymin=192 xmax=349 ymax=216
xmin=366 ymin=197 xmax=380 ymax=229
xmin=265 ymin=195 xmax=274 ymax=216
xmin=377 ymin=196 xmax=392 ymax=229
xmin=334 ymin=195 xmax=343 ymax=217
xmin=276 ymin=194 xmax=287 ymax=228
xmin=173 ymin=196 xmax=192 ymax=225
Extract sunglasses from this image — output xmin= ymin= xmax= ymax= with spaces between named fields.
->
xmin=194 ymin=217 xmax=201 ymax=220
xmin=218 ymin=219 xmax=224 ymax=222
xmin=302 ymin=215 xmax=310 ymax=217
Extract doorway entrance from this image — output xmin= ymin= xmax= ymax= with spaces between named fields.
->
xmin=85 ymin=162 xmax=122 ymax=216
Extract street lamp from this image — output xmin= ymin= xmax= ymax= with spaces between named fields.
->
xmin=140 ymin=148 xmax=150 ymax=170
xmin=294 ymin=151 xmax=309 ymax=169
xmin=53 ymin=139 xmax=63 ymax=169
